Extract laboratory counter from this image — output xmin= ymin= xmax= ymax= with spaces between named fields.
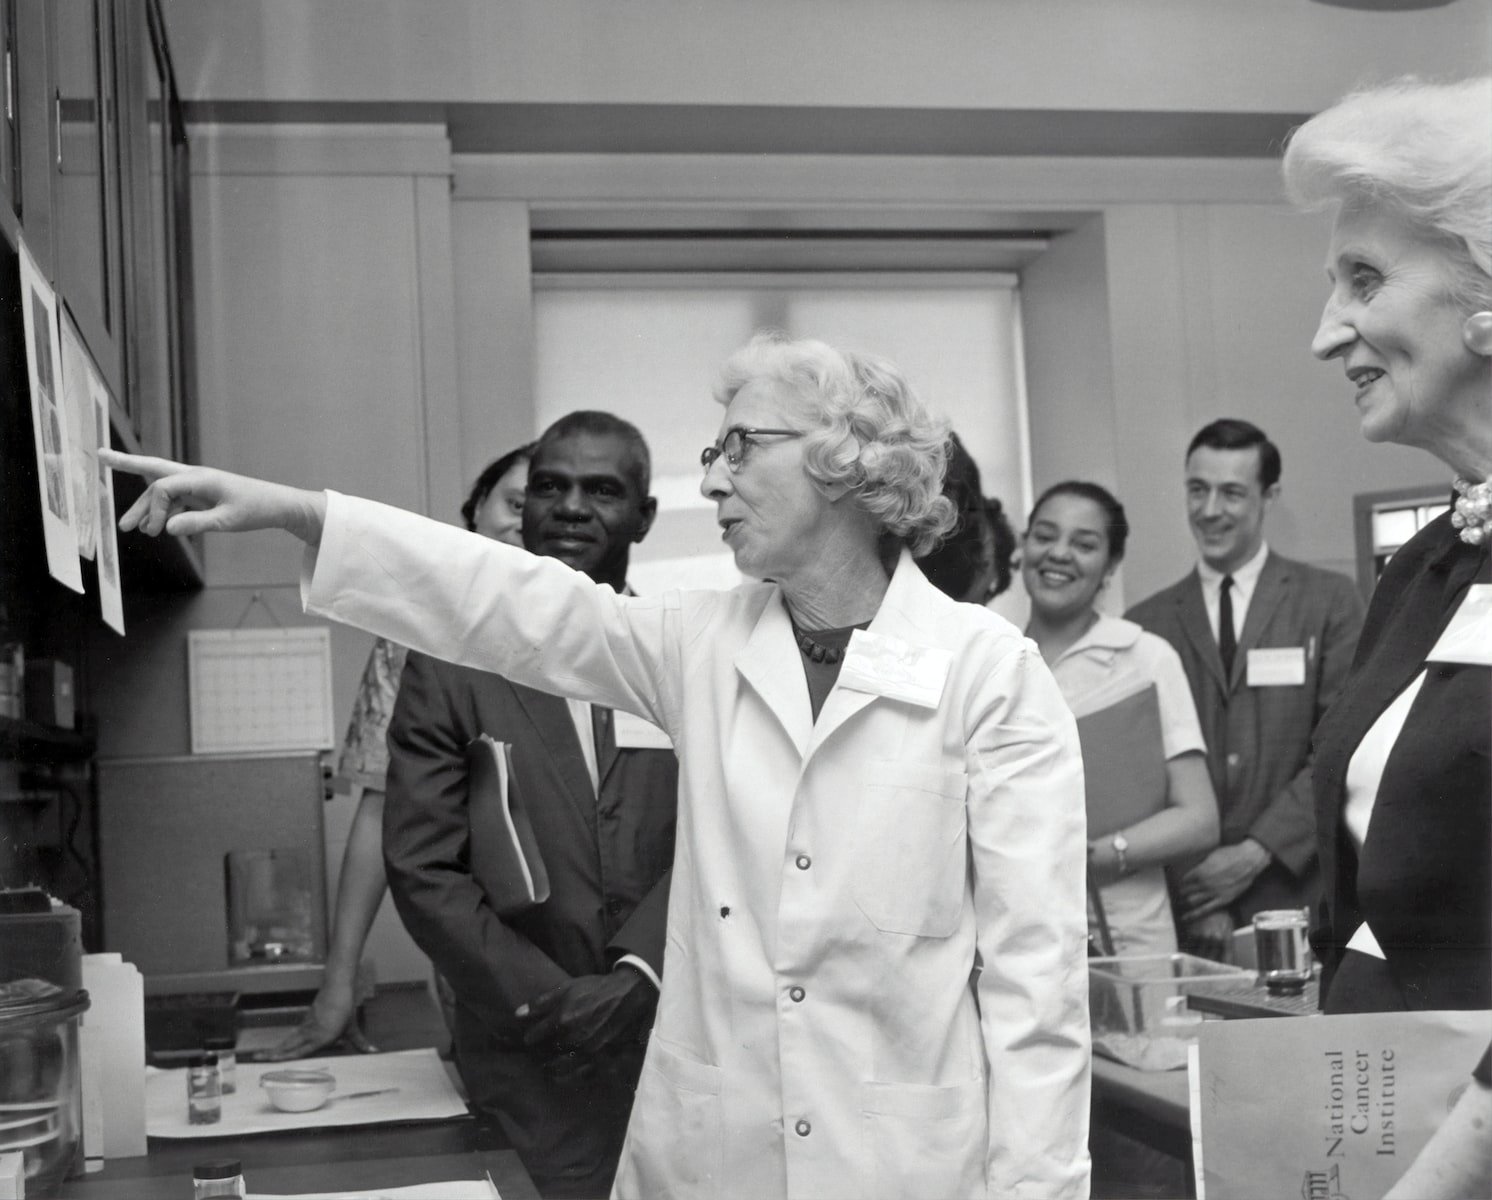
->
xmin=52 ymin=984 xmax=540 ymax=1200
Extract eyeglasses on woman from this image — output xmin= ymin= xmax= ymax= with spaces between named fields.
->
xmin=699 ymin=426 xmax=803 ymax=473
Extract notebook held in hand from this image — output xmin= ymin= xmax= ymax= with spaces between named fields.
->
xmin=467 ymin=733 xmax=551 ymax=914
xmin=1074 ymin=684 xmax=1169 ymax=839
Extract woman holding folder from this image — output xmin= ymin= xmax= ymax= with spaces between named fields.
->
xmin=1023 ymin=481 xmax=1220 ymax=956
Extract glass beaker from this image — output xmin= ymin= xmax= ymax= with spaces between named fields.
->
xmin=1252 ymin=908 xmax=1312 ymax=994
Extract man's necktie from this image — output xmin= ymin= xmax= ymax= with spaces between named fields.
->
xmin=592 ymin=704 xmax=617 ymax=785
xmin=1218 ymin=575 xmax=1237 ymax=679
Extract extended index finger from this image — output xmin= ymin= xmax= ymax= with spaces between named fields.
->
xmin=98 ymin=447 xmax=191 ymax=483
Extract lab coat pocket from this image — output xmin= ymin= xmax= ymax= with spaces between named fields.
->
xmin=859 ymin=1077 xmax=986 ymax=1200
xmin=617 ymin=1039 xmax=722 ymax=1200
xmin=853 ymin=761 xmax=968 ymax=937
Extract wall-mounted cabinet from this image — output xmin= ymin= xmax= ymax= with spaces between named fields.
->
xmin=1 ymin=0 xmax=21 ymax=222
xmin=50 ymin=0 xmax=126 ymax=405
xmin=1 ymin=0 xmax=195 ymax=474
xmin=120 ymin=0 xmax=194 ymax=466
xmin=0 ymin=0 xmax=197 ymax=942
xmin=1 ymin=0 xmax=53 ymax=261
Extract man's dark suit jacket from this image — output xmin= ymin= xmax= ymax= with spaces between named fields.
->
xmin=384 ymin=649 xmax=677 ymax=1193
xmin=1127 ymin=550 xmax=1364 ymax=921
xmin=1310 ymin=512 xmax=1489 ymax=1013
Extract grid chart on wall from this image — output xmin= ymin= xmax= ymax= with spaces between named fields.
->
xmin=187 ymin=628 xmax=336 ymax=755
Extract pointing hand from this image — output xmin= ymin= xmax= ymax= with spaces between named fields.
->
xmin=100 ymin=449 xmax=326 ymax=544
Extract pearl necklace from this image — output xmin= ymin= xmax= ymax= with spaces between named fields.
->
xmin=1450 ymin=477 xmax=1492 ymax=547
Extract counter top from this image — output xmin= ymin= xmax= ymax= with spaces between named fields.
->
xmin=54 ymin=1114 xmax=537 ymax=1199
xmin=54 ymin=984 xmax=536 ymax=1199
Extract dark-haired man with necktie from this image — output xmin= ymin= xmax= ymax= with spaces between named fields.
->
xmin=1127 ymin=419 xmax=1363 ymax=961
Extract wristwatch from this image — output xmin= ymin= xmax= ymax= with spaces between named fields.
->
xmin=1110 ymin=832 xmax=1130 ymax=877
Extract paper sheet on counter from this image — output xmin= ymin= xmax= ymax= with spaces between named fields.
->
xmin=250 ymin=1182 xmax=498 ymax=1200
xmin=147 ymin=1048 xmax=469 ymax=1138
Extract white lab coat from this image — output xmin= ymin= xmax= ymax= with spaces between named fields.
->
xmin=305 ymin=493 xmax=1092 ymax=1200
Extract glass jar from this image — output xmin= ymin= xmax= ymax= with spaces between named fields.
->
xmin=193 ymin=1158 xmax=246 ymax=1198
xmin=186 ymin=1052 xmax=221 ymax=1125
xmin=0 ymin=979 xmax=90 ymax=1195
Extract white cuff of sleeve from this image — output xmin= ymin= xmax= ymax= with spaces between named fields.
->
xmin=300 ymin=539 xmax=320 ymax=608
xmin=613 ymin=953 xmax=661 ymax=991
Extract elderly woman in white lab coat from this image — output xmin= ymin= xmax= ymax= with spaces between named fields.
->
xmin=104 ymin=333 xmax=1091 ymax=1200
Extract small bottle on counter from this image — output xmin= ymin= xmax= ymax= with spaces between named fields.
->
xmin=192 ymin=1158 xmax=246 ymax=1199
xmin=203 ymin=1035 xmax=238 ymax=1093
xmin=186 ymin=1052 xmax=222 ymax=1125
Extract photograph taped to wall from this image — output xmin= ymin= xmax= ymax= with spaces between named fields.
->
xmin=189 ymin=628 xmax=336 ymax=754
xmin=92 ymin=368 xmax=125 ymax=635
xmin=17 ymin=237 xmax=84 ymax=593
xmin=60 ymin=308 xmax=99 ymax=561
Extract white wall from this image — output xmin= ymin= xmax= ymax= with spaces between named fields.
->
xmin=161 ymin=0 xmax=1489 ymax=116
xmin=191 ymin=125 xmax=462 ymax=586
xmin=1023 ymin=215 xmax=1117 ymax=495
xmin=451 ymin=201 xmax=536 ymax=486
xmin=1019 ymin=200 xmax=1444 ymax=605
xmin=449 ymin=152 xmax=1452 ymax=602
xmin=1104 ymin=202 xmax=1441 ymax=598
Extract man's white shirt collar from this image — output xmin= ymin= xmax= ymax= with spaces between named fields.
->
xmin=1196 ymin=541 xmax=1269 ymax=640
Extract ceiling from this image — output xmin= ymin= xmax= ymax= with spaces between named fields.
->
xmin=161 ymin=0 xmax=1490 ymax=160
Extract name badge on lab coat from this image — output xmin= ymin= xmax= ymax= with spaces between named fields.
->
xmin=1247 ymin=647 xmax=1306 ymax=687
xmin=613 ymin=710 xmax=674 ymax=750
xmin=838 ymin=629 xmax=951 ymax=709
xmin=1427 ymin=584 xmax=1492 ymax=667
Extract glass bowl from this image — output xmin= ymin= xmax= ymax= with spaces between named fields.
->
xmin=259 ymin=1068 xmax=336 ymax=1113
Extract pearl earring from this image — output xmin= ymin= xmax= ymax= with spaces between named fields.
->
xmin=1463 ymin=312 xmax=1492 ymax=356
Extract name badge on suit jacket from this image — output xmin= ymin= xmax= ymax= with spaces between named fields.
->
xmin=1247 ymin=647 xmax=1306 ymax=687
xmin=613 ymin=709 xmax=674 ymax=750
xmin=839 ymin=629 xmax=951 ymax=709
xmin=1428 ymin=584 xmax=1492 ymax=666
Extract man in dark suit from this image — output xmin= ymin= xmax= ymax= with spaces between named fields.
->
xmin=1127 ymin=419 xmax=1364 ymax=960
xmin=383 ymin=411 xmax=678 ymax=1199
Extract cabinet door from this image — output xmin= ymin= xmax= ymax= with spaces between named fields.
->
xmin=119 ymin=0 xmax=192 ymax=461
xmin=50 ymin=0 xmax=124 ymax=399
xmin=0 ymin=0 xmax=19 ymax=227
xmin=7 ymin=0 xmax=53 ymax=268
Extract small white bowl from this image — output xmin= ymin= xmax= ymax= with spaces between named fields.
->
xmin=259 ymin=1068 xmax=336 ymax=1113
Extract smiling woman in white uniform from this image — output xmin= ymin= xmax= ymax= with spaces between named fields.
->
xmin=1021 ymin=481 xmax=1218 ymax=958
xmin=103 ymin=332 xmax=1092 ymax=1200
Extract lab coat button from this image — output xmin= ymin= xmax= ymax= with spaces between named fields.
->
xmin=795 ymin=854 xmax=811 ymax=870
xmin=795 ymin=1119 xmax=811 ymax=1136
xmin=1226 ymin=753 xmax=1241 ymax=766
xmin=789 ymin=986 xmax=805 ymax=1003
